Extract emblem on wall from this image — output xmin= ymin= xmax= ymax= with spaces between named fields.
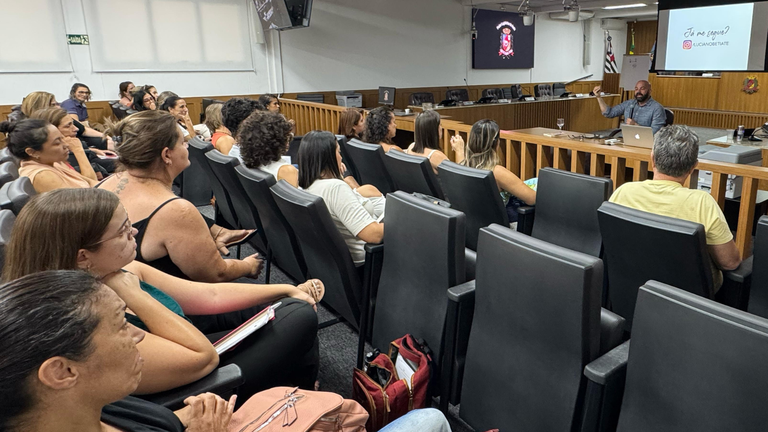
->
xmin=497 ymin=21 xmax=516 ymax=58
xmin=743 ymin=76 xmax=759 ymax=94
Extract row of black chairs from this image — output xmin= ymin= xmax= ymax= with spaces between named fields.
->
xmin=109 ymin=100 xmax=137 ymax=120
xmin=409 ymin=84 xmax=561 ymax=106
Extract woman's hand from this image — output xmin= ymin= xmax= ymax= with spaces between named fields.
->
xmin=243 ymin=253 xmax=264 ymax=278
xmin=450 ymin=134 xmax=465 ymax=154
xmin=63 ymin=137 xmax=85 ymax=153
xmin=179 ymin=393 xmax=236 ymax=432
xmin=101 ymin=271 xmax=142 ymax=298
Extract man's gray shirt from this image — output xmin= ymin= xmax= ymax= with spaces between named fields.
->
xmin=602 ymin=96 xmax=667 ymax=134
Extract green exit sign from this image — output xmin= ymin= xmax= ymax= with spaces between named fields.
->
xmin=67 ymin=34 xmax=89 ymax=45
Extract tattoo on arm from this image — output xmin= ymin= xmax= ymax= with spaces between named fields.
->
xmin=115 ymin=177 xmax=128 ymax=195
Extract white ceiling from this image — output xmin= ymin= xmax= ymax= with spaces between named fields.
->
xmin=462 ymin=0 xmax=658 ymax=19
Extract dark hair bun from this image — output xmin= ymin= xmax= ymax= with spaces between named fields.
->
xmin=0 ymin=121 xmax=15 ymax=135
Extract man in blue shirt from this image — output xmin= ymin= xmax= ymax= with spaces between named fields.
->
xmin=593 ymin=80 xmax=667 ymax=134
xmin=60 ymin=83 xmax=91 ymax=125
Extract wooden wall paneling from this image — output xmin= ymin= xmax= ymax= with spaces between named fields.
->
xmin=715 ymin=72 xmax=768 ymax=113
xmin=602 ymin=73 xmax=621 ymax=94
xmin=626 ymin=20 xmax=658 ymax=54
xmin=671 ymin=108 xmax=768 ymax=129
xmin=650 ymin=76 xmax=720 ymax=110
xmin=569 ymin=97 xmax=621 ymax=132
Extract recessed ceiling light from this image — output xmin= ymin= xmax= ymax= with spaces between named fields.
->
xmin=603 ymin=3 xmax=647 ymax=9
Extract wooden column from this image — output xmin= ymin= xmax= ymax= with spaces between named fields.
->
xmin=737 ymin=177 xmax=758 ymax=258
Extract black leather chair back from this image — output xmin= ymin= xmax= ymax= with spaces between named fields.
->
xmin=535 ymin=84 xmax=553 ymax=98
xmin=111 ymin=103 xmax=126 ymax=120
xmin=383 ymin=151 xmax=444 ymax=199
xmin=553 ymin=82 xmax=567 ymax=96
xmin=335 ymin=136 xmax=360 ymax=185
xmin=181 ymin=137 xmax=214 ymax=206
xmin=460 ymin=225 xmax=603 ymax=431
xmin=271 ymin=181 xmax=362 ymax=327
xmin=206 ymin=151 xmax=267 ymax=252
xmin=510 ymin=84 xmax=524 ymax=99
xmin=0 ymin=148 xmax=18 ymax=166
xmin=235 ymin=165 xmax=307 ymax=283
xmin=0 ymin=209 xmax=15 ymax=275
xmin=372 ymin=192 xmax=465 ymax=354
xmin=598 ymin=202 xmax=714 ymax=328
xmin=437 ymin=161 xmax=508 ymax=250
xmin=0 ymin=177 xmax=36 ymax=215
xmin=481 ymin=88 xmax=504 ymax=100
xmin=0 ymin=161 xmax=19 ymax=188
xmin=617 ymin=280 xmax=768 ymax=431
xmin=188 ymin=138 xmax=238 ymax=229
xmin=749 ymin=215 xmax=768 ymax=318
xmin=445 ymin=89 xmax=469 ymax=102
xmin=532 ymin=168 xmax=612 ymax=257
xmin=502 ymin=87 xmax=513 ymax=99
xmin=409 ymin=92 xmax=435 ymax=106
xmin=296 ymin=94 xmax=324 ymax=103
xmin=345 ymin=139 xmax=395 ymax=194
xmin=665 ymin=108 xmax=675 ymax=126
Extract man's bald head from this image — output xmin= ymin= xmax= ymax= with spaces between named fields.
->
xmin=634 ymin=80 xmax=651 ymax=103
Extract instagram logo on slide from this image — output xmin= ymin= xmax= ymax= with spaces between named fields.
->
xmin=683 ymin=40 xmax=693 ymax=50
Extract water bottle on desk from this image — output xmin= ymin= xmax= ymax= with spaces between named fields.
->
xmin=737 ymin=125 xmax=745 ymax=143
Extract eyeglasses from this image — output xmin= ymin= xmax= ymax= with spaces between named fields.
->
xmin=90 ymin=218 xmax=133 ymax=246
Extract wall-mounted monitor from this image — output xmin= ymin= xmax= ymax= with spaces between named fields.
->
xmin=472 ymin=9 xmax=535 ymax=69
xmin=378 ymin=87 xmax=396 ymax=105
xmin=655 ymin=0 xmax=768 ymax=71
xmin=254 ymin=0 xmax=312 ymax=31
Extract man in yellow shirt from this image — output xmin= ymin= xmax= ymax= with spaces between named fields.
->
xmin=609 ymin=125 xmax=741 ymax=289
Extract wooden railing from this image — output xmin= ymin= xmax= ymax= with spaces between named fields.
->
xmin=282 ymin=97 xmax=768 ymax=258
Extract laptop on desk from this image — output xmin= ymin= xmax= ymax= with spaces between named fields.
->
xmin=620 ymin=124 xmax=655 ymax=149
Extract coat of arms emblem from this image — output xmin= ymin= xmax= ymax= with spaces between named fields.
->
xmin=497 ymin=21 xmax=516 ymax=58
xmin=743 ymin=76 xmax=759 ymax=95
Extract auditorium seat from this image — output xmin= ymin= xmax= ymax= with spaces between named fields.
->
xmin=383 ymin=151 xmax=444 ymax=199
xmin=0 ymin=209 xmax=15 ymax=275
xmin=585 ymin=280 xmax=768 ymax=432
xmin=598 ymin=202 xmax=751 ymax=329
xmin=0 ymin=177 xmax=36 ymax=215
xmin=345 ymin=139 xmax=396 ymax=194
xmin=448 ymin=225 xmax=624 ymax=429
xmin=205 ymin=150 xmax=268 ymax=257
xmin=409 ymin=92 xmax=435 ymax=106
xmin=445 ymin=89 xmax=469 ymax=103
xmin=553 ymin=82 xmax=567 ymax=97
xmin=142 ymin=364 xmax=244 ymax=410
xmin=748 ymin=215 xmax=768 ymax=318
xmin=235 ymin=165 xmax=308 ymax=283
xmin=0 ymin=161 xmax=19 ymax=189
xmin=0 ymin=148 xmax=17 ymax=166
xmin=296 ymin=93 xmax=325 ymax=104
xmin=180 ymin=137 xmax=214 ymax=206
xmin=336 ymin=136 xmax=361 ymax=185
xmin=521 ymin=168 xmax=612 ymax=257
xmin=437 ymin=161 xmax=507 ymax=250
xmin=510 ymin=84 xmax=524 ymax=99
xmin=363 ymin=192 xmax=471 ymax=405
xmin=271 ymin=181 xmax=384 ymax=329
xmin=111 ymin=103 xmax=126 ymax=120
xmin=534 ymin=84 xmax=553 ymax=98
xmin=665 ymin=108 xmax=675 ymax=126
xmin=188 ymin=137 xmax=237 ymax=229
xmin=481 ymin=88 xmax=504 ymax=100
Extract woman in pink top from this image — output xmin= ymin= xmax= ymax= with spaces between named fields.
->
xmin=0 ymin=118 xmax=98 ymax=192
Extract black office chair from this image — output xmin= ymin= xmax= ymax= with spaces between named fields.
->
xmin=535 ymin=84 xmax=553 ymax=98
xmin=296 ymin=94 xmax=325 ymax=104
xmin=481 ymin=88 xmax=504 ymax=100
xmin=111 ymin=103 xmax=126 ymax=120
xmin=409 ymin=92 xmax=435 ymax=106
xmin=345 ymin=139 xmax=396 ymax=194
xmin=336 ymin=136 xmax=361 ymax=185
xmin=180 ymin=137 xmax=215 ymax=206
xmin=502 ymin=87 xmax=513 ymax=99
xmin=271 ymin=181 xmax=384 ymax=329
xmin=141 ymin=364 xmax=243 ymax=410
xmin=0 ymin=148 xmax=17 ymax=166
xmin=448 ymin=225 xmax=624 ymax=430
xmin=510 ymin=84 xmax=524 ymax=99
xmin=188 ymin=138 xmax=238 ymax=229
xmin=553 ymin=82 xmax=567 ymax=97
xmin=586 ymin=280 xmax=768 ymax=432
xmin=438 ymin=161 xmax=508 ymax=250
xmin=362 ymin=192 xmax=472 ymax=403
xmin=205 ymin=151 xmax=268 ymax=257
xmin=235 ymin=165 xmax=308 ymax=283
xmin=665 ymin=108 xmax=675 ymax=126
xmin=0 ymin=209 xmax=15 ymax=275
xmin=383 ymin=151 xmax=444 ymax=199
xmin=0 ymin=161 xmax=19 ymax=189
xmin=748 ymin=215 xmax=768 ymax=318
xmin=0 ymin=177 xmax=36 ymax=215
xmin=521 ymin=168 xmax=612 ymax=257
xmin=445 ymin=89 xmax=469 ymax=103
xmin=598 ymin=202 xmax=751 ymax=329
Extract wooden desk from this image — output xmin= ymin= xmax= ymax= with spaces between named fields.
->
xmin=705 ymin=135 xmax=768 ymax=190
xmin=407 ymin=95 xmax=621 ymax=134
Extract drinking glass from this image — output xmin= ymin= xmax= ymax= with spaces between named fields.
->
xmin=726 ymin=129 xmax=735 ymax=143
xmin=557 ymin=118 xmax=565 ymax=131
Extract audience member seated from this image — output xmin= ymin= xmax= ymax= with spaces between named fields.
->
xmin=156 ymin=90 xmax=178 ymax=109
xmin=362 ymin=106 xmax=403 ymax=153
xmin=132 ymin=89 xmax=157 ymax=112
xmin=299 ymin=131 xmax=384 ymax=266
xmin=258 ymin=93 xmax=280 ymax=113
xmin=144 ymin=84 xmax=159 ymax=101
xmin=30 ymin=107 xmax=116 ymax=175
xmin=594 ymin=80 xmax=666 ymax=134
xmin=119 ymin=81 xmax=135 ymax=107
xmin=0 ymin=270 xmax=449 ymax=432
xmin=238 ymin=110 xmax=298 ymax=187
xmin=60 ymin=83 xmax=92 ymax=126
xmin=99 ymin=110 xmax=261 ymax=282
xmin=7 ymin=91 xmax=58 ymax=122
xmin=455 ymin=119 xmax=536 ymax=222
xmin=221 ymin=97 xmax=265 ymax=158
xmin=0 ymin=119 xmax=98 ymax=192
xmin=161 ymin=96 xmax=196 ymax=142
xmin=405 ymin=110 xmax=449 ymax=174
xmin=204 ymin=103 xmax=234 ymax=151
xmin=609 ymin=125 xmax=741 ymax=289
xmin=338 ymin=107 xmax=366 ymax=141
xmin=3 ymin=188 xmax=322 ymax=398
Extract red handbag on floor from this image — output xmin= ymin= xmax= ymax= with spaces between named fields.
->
xmin=352 ymin=335 xmax=433 ymax=432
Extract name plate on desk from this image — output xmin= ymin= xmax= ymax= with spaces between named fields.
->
xmin=525 ymin=97 xmax=536 ymax=101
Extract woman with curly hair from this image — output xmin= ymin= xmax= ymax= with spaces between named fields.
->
xmin=362 ymin=106 xmax=402 ymax=153
xmin=237 ymin=110 xmax=298 ymax=187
